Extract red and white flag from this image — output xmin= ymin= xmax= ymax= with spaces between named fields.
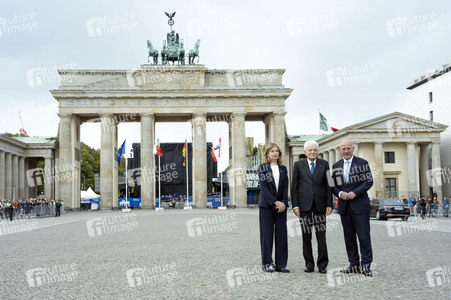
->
xmin=211 ymin=138 xmax=221 ymax=162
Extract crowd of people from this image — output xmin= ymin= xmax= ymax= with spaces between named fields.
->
xmin=0 ymin=198 xmax=63 ymax=221
xmin=400 ymin=195 xmax=450 ymax=219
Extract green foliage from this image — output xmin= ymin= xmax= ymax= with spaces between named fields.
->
xmin=80 ymin=142 xmax=100 ymax=190
xmin=4 ymin=132 xmax=21 ymax=137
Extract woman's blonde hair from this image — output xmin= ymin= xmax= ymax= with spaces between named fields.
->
xmin=263 ymin=143 xmax=283 ymax=165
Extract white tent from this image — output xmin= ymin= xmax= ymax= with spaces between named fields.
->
xmin=81 ymin=187 xmax=100 ymax=199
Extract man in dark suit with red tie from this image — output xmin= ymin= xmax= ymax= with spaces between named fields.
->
xmin=330 ymin=140 xmax=374 ymax=276
xmin=291 ymin=141 xmax=332 ymax=274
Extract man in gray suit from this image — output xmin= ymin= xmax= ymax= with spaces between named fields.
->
xmin=291 ymin=141 xmax=332 ymax=273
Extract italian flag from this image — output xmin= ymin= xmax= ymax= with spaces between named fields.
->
xmin=154 ymin=138 xmax=163 ymax=157
xmin=320 ymin=112 xmax=339 ymax=132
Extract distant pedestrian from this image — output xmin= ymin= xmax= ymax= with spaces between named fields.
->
xmin=55 ymin=201 xmax=62 ymax=217
xmin=443 ymin=197 xmax=449 ymax=218
xmin=420 ymin=197 xmax=427 ymax=220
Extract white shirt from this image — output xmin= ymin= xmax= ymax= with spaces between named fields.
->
xmin=270 ymin=164 xmax=279 ymax=192
xmin=339 ymin=156 xmax=354 ymax=199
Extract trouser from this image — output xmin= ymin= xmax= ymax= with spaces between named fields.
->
xmin=259 ymin=207 xmax=288 ymax=268
xmin=340 ymin=204 xmax=373 ymax=269
xmin=299 ymin=206 xmax=328 ymax=269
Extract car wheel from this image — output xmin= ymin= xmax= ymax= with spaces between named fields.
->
xmin=376 ymin=210 xmax=382 ymax=220
xmin=402 ymin=217 xmax=409 ymax=221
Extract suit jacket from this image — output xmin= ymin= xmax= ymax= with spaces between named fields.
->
xmin=291 ymin=158 xmax=332 ymax=213
xmin=331 ymin=156 xmax=373 ymax=215
xmin=257 ymin=163 xmax=289 ymax=208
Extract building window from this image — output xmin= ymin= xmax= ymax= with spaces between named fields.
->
xmin=429 ymin=92 xmax=433 ymax=104
xmin=385 ymin=178 xmax=397 ymax=198
xmin=384 ymin=151 xmax=395 ymax=163
xmin=429 ymin=110 xmax=433 ymax=122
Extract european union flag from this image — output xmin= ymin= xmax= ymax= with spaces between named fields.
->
xmin=116 ymin=140 xmax=126 ymax=165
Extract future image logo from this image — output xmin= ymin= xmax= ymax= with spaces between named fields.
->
xmin=426 ymin=166 xmax=451 ymax=188
xmin=426 ymin=267 xmax=450 ymax=287
xmin=326 ymin=63 xmax=378 ymax=87
xmin=386 ymin=13 xmax=438 ymax=37
xmin=86 ymin=14 xmax=138 ymax=37
xmin=25 ymin=63 xmax=77 ymax=88
xmin=26 ymin=264 xmax=78 ymax=287
xmin=0 ymin=13 xmax=38 ymax=36
xmin=86 ymin=213 xmax=138 ymax=237
xmin=226 ymin=266 xmax=277 ymax=288
xmin=286 ymin=14 xmax=338 ymax=37
xmin=186 ymin=213 xmax=238 ymax=237
xmin=126 ymin=263 xmax=177 ymax=288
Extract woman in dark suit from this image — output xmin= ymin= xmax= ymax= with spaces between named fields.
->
xmin=258 ymin=143 xmax=289 ymax=273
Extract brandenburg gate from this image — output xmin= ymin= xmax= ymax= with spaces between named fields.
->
xmin=51 ymin=66 xmax=292 ymax=209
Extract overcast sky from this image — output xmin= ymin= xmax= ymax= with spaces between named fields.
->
xmin=1 ymin=0 xmax=450 ymax=170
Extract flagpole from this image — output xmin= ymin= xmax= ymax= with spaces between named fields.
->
xmin=125 ymin=151 xmax=128 ymax=211
xmin=220 ymin=148 xmax=223 ymax=208
xmin=158 ymin=154 xmax=161 ymax=209
xmin=186 ymin=141 xmax=189 ymax=207
xmin=318 ymin=109 xmax=321 ymax=135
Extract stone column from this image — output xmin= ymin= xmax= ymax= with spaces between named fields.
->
xmin=12 ymin=155 xmax=18 ymax=200
xmin=322 ymin=151 xmax=329 ymax=164
xmin=407 ymin=143 xmax=419 ymax=196
xmin=0 ymin=150 xmax=5 ymax=199
xmin=111 ymin=118 xmax=118 ymax=209
xmin=140 ymin=113 xmax=155 ymax=208
xmin=374 ymin=142 xmax=384 ymax=198
xmin=58 ymin=114 xmax=72 ymax=208
xmin=44 ymin=157 xmax=52 ymax=200
xmin=419 ymin=144 xmax=429 ymax=197
xmin=431 ymin=142 xmax=442 ymax=201
xmin=24 ymin=158 xmax=30 ymax=199
xmin=230 ymin=112 xmax=247 ymax=208
xmin=353 ymin=143 xmax=359 ymax=156
xmin=335 ymin=147 xmax=342 ymax=161
xmin=318 ymin=153 xmax=323 ymax=159
xmin=71 ymin=115 xmax=81 ymax=209
xmin=18 ymin=156 xmax=24 ymax=199
xmin=273 ymin=112 xmax=286 ymax=156
xmin=328 ymin=149 xmax=336 ymax=165
xmin=264 ymin=113 xmax=275 ymax=148
xmin=5 ymin=153 xmax=12 ymax=199
xmin=54 ymin=156 xmax=60 ymax=200
xmin=100 ymin=114 xmax=114 ymax=209
xmin=192 ymin=113 xmax=207 ymax=208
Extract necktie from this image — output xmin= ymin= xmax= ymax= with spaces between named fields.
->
xmin=310 ymin=162 xmax=315 ymax=175
xmin=345 ymin=160 xmax=350 ymax=183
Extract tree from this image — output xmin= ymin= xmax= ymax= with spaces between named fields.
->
xmin=80 ymin=142 xmax=100 ymax=190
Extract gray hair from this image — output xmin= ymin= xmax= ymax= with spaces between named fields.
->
xmin=304 ymin=140 xmax=319 ymax=151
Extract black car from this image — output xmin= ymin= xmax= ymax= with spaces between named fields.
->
xmin=370 ymin=198 xmax=410 ymax=221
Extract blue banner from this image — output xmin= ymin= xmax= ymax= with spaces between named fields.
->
xmin=118 ymin=198 xmax=141 ymax=207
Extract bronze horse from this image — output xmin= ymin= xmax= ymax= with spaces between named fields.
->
xmin=147 ymin=40 xmax=159 ymax=65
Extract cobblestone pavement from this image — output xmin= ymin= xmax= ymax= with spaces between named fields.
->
xmin=0 ymin=209 xmax=450 ymax=300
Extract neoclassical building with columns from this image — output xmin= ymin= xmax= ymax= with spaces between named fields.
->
xmin=287 ymin=112 xmax=448 ymax=201
xmin=0 ymin=135 xmax=56 ymax=200
xmin=50 ymin=65 xmax=292 ymax=210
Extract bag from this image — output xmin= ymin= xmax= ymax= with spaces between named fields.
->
xmin=445 ymin=204 xmax=450 ymax=209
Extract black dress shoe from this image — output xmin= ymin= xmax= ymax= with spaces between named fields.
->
xmin=262 ymin=264 xmax=275 ymax=272
xmin=304 ymin=267 xmax=314 ymax=273
xmin=361 ymin=266 xmax=373 ymax=277
xmin=318 ymin=268 xmax=327 ymax=274
xmin=275 ymin=267 xmax=290 ymax=273
xmin=340 ymin=266 xmax=361 ymax=274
